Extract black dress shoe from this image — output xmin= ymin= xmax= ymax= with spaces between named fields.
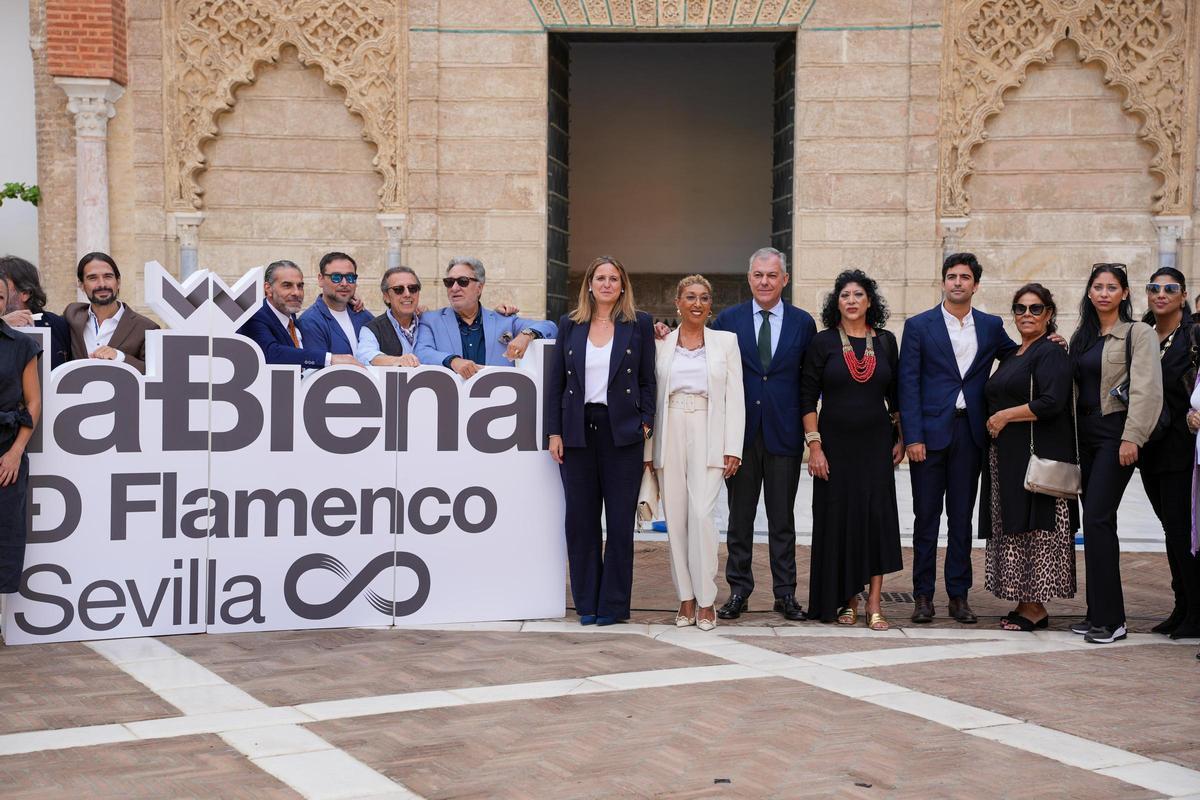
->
xmin=717 ymin=594 xmax=749 ymax=619
xmin=1169 ymin=621 xmax=1200 ymax=640
xmin=948 ymin=595 xmax=978 ymax=624
xmin=774 ymin=595 xmax=805 ymax=621
xmin=911 ymin=595 xmax=934 ymax=624
xmin=1151 ymin=607 xmax=1184 ymax=634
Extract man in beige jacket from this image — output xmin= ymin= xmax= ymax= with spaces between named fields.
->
xmin=64 ymin=252 xmax=159 ymax=374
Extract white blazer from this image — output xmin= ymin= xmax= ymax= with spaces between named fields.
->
xmin=645 ymin=328 xmax=745 ymax=469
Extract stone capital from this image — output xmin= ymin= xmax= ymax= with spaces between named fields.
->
xmin=377 ymin=213 xmax=407 ymax=269
xmin=1152 ymin=215 xmax=1191 ymax=245
xmin=171 ymin=211 xmax=206 ymax=249
xmin=939 ymin=217 xmax=970 ymax=258
xmin=54 ymin=77 xmax=124 ymax=139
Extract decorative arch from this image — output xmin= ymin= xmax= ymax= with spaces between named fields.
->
xmin=164 ymin=0 xmax=403 ymax=212
xmin=939 ymin=0 xmax=1198 ymax=217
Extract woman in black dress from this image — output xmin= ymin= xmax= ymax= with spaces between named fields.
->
xmin=980 ymin=284 xmax=1078 ymax=631
xmin=801 ymin=270 xmax=903 ymax=631
xmin=0 ymin=278 xmax=42 ymax=594
xmin=1138 ymin=268 xmax=1199 ymax=639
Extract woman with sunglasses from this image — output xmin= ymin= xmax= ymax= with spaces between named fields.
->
xmin=980 ymin=285 xmax=1078 ymax=631
xmin=1068 ymin=263 xmax=1163 ymax=644
xmin=1138 ymin=268 xmax=1199 ymax=638
xmin=546 ymin=256 xmax=656 ymax=626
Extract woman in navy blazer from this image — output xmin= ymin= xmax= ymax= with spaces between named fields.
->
xmin=546 ymin=256 xmax=656 ymax=625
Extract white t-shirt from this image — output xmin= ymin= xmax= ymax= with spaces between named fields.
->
xmin=584 ymin=337 xmax=612 ymax=405
xmin=330 ymin=307 xmax=358 ymax=348
xmin=669 ymin=346 xmax=708 ymax=396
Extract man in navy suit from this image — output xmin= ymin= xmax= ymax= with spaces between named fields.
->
xmin=238 ymin=260 xmax=360 ymax=369
xmin=298 ymin=252 xmax=375 ymax=358
xmin=899 ymin=253 xmax=1017 ymax=624
xmin=712 ymin=247 xmax=817 ymax=622
xmin=415 ymin=256 xmax=556 ymax=377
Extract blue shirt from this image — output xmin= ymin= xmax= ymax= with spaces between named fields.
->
xmin=442 ymin=306 xmax=486 ymax=368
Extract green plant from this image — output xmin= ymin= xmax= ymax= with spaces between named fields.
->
xmin=0 ymin=182 xmax=40 ymax=207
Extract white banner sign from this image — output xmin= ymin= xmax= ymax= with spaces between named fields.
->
xmin=2 ymin=263 xmax=566 ymax=644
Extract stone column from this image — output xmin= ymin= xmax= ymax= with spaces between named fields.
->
xmin=54 ymin=77 xmax=124 ymax=256
xmin=377 ymin=213 xmax=407 ymax=269
xmin=172 ymin=212 xmax=205 ymax=278
xmin=939 ymin=217 xmax=971 ymax=261
xmin=1152 ymin=216 xmax=1191 ymax=270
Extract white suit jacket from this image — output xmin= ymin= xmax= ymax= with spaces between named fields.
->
xmin=646 ymin=327 xmax=745 ymax=469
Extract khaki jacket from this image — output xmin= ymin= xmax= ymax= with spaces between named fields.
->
xmin=1091 ymin=320 xmax=1164 ymax=447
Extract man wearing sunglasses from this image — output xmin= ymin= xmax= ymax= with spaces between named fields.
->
xmin=415 ymin=257 xmax=557 ymax=378
xmin=356 ymin=266 xmax=423 ymax=367
xmin=298 ymin=251 xmax=375 ymax=358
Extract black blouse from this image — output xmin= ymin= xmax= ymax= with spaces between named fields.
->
xmin=1142 ymin=320 xmax=1198 ymax=474
xmin=0 ymin=320 xmax=41 ymax=448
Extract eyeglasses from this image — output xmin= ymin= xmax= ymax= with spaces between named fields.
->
xmin=1146 ymin=282 xmax=1182 ymax=295
xmin=324 ymin=272 xmax=358 ymax=285
xmin=1092 ymin=262 xmax=1127 ymax=272
xmin=442 ymin=276 xmax=480 ymax=288
xmin=387 ymin=284 xmax=421 ymax=295
xmin=1012 ymin=303 xmax=1046 ymax=316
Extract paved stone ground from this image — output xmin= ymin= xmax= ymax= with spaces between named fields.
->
xmin=0 ymin=536 xmax=1196 ymax=799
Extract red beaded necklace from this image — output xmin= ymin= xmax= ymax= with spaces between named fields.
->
xmin=839 ymin=326 xmax=876 ymax=383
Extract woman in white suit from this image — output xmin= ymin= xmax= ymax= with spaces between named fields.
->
xmin=646 ymin=275 xmax=745 ymax=630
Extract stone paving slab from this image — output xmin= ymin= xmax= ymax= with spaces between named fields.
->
xmin=168 ymin=628 xmax=728 ymax=707
xmin=309 ymin=677 xmax=1156 ymax=800
xmin=618 ymin=543 xmax=1176 ymax=633
xmin=729 ymin=633 xmax=981 ymax=657
xmin=0 ymin=734 xmax=298 ymax=799
xmin=0 ymin=642 xmax=177 ymax=735
xmin=863 ymin=644 xmax=1200 ymax=769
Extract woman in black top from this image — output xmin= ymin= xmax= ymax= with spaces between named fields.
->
xmin=801 ymin=270 xmax=903 ymax=631
xmin=1139 ymin=267 xmax=1199 ymax=639
xmin=980 ymin=284 xmax=1078 ymax=630
xmin=0 ymin=278 xmax=42 ymax=593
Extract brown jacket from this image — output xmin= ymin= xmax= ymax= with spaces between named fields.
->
xmin=63 ymin=302 xmax=160 ymax=374
xmin=1091 ymin=320 xmax=1164 ymax=447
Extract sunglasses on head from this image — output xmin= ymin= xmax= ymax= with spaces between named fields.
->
xmin=1012 ymin=303 xmax=1046 ymax=316
xmin=442 ymin=276 xmax=479 ymax=288
xmin=1092 ymin=262 xmax=1127 ymax=273
xmin=324 ymin=272 xmax=357 ymax=284
xmin=387 ymin=284 xmax=421 ymax=295
xmin=1146 ymin=282 xmax=1182 ymax=295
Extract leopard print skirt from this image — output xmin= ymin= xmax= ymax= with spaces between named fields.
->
xmin=984 ymin=445 xmax=1077 ymax=603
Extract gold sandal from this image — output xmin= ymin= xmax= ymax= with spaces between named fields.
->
xmin=867 ymin=612 xmax=890 ymax=632
xmin=836 ymin=606 xmax=857 ymax=625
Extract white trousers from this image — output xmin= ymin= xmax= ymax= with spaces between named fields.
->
xmin=658 ymin=394 xmax=723 ymax=608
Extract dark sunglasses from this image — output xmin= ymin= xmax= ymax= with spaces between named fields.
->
xmin=324 ymin=272 xmax=358 ymax=284
xmin=1092 ymin=262 xmax=1127 ymax=272
xmin=387 ymin=284 xmax=421 ymax=295
xmin=1145 ymin=282 xmax=1182 ymax=295
xmin=442 ymin=276 xmax=480 ymax=288
xmin=1012 ymin=303 xmax=1046 ymax=316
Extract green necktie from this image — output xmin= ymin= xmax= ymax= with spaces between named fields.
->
xmin=757 ymin=309 xmax=772 ymax=371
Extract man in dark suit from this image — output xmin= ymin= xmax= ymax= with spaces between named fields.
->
xmin=899 ymin=253 xmax=1017 ymax=624
xmin=1 ymin=255 xmax=71 ymax=369
xmin=298 ymin=252 xmax=374 ymax=357
xmin=238 ymin=259 xmax=359 ymax=369
xmin=712 ymin=247 xmax=817 ymax=621
xmin=63 ymin=252 xmax=159 ymax=374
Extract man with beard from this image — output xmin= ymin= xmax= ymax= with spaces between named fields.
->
xmin=63 ymin=252 xmax=159 ymax=373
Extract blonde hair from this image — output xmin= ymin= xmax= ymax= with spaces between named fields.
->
xmin=676 ymin=274 xmax=712 ymax=298
xmin=570 ymin=256 xmax=638 ymax=323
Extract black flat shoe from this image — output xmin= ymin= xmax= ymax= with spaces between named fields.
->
xmin=718 ymin=594 xmax=749 ymax=620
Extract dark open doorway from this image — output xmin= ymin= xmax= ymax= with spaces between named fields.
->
xmin=546 ymin=32 xmax=795 ymax=323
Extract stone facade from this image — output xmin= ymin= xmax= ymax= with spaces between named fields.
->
xmin=28 ymin=0 xmax=1200 ymax=334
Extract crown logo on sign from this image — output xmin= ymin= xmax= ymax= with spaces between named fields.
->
xmin=143 ymin=262 xmax=263 ymax=334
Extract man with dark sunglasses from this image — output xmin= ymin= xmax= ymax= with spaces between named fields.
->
xmin=298 ymin=251 xmax=375 ymax=357
xmin=415 ymin=256 xmax=556 ymax=378
xmin=357 ymin=266 xmax=423 ymax=367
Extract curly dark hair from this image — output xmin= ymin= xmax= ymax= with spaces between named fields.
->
xmin=820 ymin=269 xmax=889 ymax=330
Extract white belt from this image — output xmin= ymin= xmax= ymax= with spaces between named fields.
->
xmin=668 ymin=393 xmax=708 ymax=411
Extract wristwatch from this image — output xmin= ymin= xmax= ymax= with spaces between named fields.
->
xmin=518 ymin=328 xmax=540 ymax=339
xmin=643 ymin=426 xmax=653 ymax=441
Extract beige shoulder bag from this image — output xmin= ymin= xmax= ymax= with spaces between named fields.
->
xmin=1022 ymin=375 xmax=1081 ymax=499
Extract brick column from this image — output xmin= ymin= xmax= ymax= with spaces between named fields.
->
xmin=46 ymin=0 xmax=128 ymax=257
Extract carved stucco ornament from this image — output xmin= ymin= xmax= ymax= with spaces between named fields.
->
xmin=940 ymin=0 xmax=1199 ymax=217
xmin=165 ymin=0 xmax=403 ymax=213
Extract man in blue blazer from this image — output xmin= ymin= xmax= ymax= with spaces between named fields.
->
xmin=899 ymin=253 xmax=1017 ymax=624
xmin=237 ymin=259 xmax=360 ymax=369
xmin=298 ymin=252 xmax=375 ymax=357
xmin=415 ymin=256 xmax=556 ymax=377
xmin=712 ymin=247 xmax=817 ymax=622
